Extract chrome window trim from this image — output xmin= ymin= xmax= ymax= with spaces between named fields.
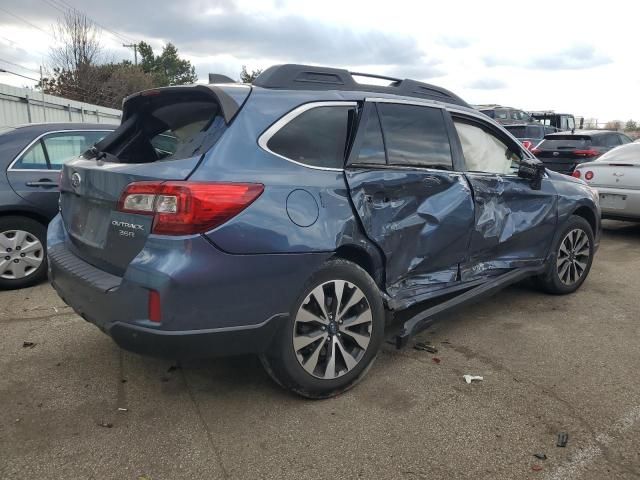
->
xmin=7 ymin=129 xmax=114 ymax=172
xmin=365 ymin=96 xmax=446 ymax=109
xmin=258 ymin=101 xmax=358 ymax=172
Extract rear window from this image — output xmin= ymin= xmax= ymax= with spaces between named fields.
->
xmin=377 ymin=103 xmax=453 ymax=169
xmin=539 ymin=136 xmax=591 ymax=150
xmin=267 ymin=106 xmax=355 ymax=169
xmin=94 ymin=91 xmax=226 ymax=164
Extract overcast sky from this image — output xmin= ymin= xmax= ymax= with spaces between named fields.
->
xmin=1 ymin=0 xmax=638 ymax=122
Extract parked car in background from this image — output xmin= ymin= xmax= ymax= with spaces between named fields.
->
xmin=476 ymin=105 xmax=534 ymax=125
xmin=573 ymin=142 xmax=640 ymax=222
xmin=48 ymin=65 xmax=600 ymax=398
xmin=1 ymin=123 xmax=113 ymax=289
xmin=504 ymin=123 xmax=557 ymax=150
xmin=533 ymin=130 xmax=633 ymax=175
xmin=530 ymin=111 xmax=578 ymax=131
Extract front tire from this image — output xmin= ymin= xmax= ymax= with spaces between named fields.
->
xmin=260 ymin=259 xmax=385 ymax=399
xmin=0 ymin=216 xmax=48 ymax=290
xmin=536 ymin=215 xmax=594 ymax=295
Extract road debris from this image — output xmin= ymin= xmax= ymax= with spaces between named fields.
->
xmin=557 ymin=432 xmax=569 ymax=447
xmin=167 ymin=365 xmax=180 ymax=373
xmin=98 ymin=421 xmax=113 ymax=428
xmin=22 ymin=341 xmax=36 ymax=348
xmin=432 ymin=357 xmax=441 ymax=364
xmin=117 ymin=407 xmax=128 ymax=412
xmin=533 ymin=453 xmax=547 ymax=460
xmin=531 ymin=464 xmax=543 ymax=472
xmin=413 ymin=342 xmax=438 ymax=353
xmin=463 ymin=375 xmax=484 ymax=384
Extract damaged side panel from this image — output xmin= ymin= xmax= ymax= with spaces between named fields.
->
xmin=346 ymin=168 xmax=474 ymax=305
xmin=461 ymin=173 xmax=558 ymax=279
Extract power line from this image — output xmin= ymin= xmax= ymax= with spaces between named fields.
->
xmin=0 ymin=34 xmax=49 ymax=58
xmin=0 ymin=6 xmax=55 ymax=40
xmin=0 ymin=57 xmax=41 ymax=75
xmin=0 ymin=68 xmax=38 ymax=82
xmin=43 ymin=0 xmax=136 ymax=45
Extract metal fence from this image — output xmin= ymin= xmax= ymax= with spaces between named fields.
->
xmin=0 ymin=83 xmax=122 ymax=128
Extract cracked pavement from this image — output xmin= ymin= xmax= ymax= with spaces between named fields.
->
xmin=1 ymin=220 xmax=639 ymax=479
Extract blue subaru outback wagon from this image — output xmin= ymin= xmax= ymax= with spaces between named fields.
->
xmin=48 ymin=65 xmax=600 ymax=398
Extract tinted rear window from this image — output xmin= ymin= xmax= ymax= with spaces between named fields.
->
xmin=268 ymin=106 xmax=354 ymax=169
xmin=377 ymin=103 xmax=452 ymax=169
xmin=539 ymin=137 xmax=591 ymax=149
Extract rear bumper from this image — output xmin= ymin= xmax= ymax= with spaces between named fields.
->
xmin=594 ymin=186 xmax=640 ymax=221
xmin=49 ymin=243 xmax=287 ymax=358
xmin=47 ymin=214 xmax=330 ymax=359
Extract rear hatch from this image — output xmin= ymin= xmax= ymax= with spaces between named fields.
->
xmin=59 ymin=84 xmax=249 ymax=275
xmin=533 ymin=135 xmax=597 ymax=174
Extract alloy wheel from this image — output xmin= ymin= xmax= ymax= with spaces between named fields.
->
xmin=293 ymin=280 xmax=373 ymax=380
xmin=0 ymin=230 xmax=44 ymax=280
xmin=556 ymin=228 xmax=590 ymax=286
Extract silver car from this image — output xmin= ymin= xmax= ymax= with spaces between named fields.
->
xmin=574 ymin=142 xmax=640 ymax=221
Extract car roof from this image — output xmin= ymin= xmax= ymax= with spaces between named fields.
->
xmin=10 ymin=123 xmax=115 ymax=134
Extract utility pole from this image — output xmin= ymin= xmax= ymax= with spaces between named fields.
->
xmin=39 ymin=65 xmax=46 ymax=122
xmin=123 ymin=43 xmax=138 ymax=65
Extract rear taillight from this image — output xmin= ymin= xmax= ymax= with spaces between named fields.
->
xmin=584 ymin=171 xmax=594 ymax=181
xmin=118 ymin=181 xmax=264 ymax=235
xmin=522 ymin=140 xmax=533 ymax=150
xmin=574 ymin=149 xmax=599 ymax=157
xmin=531 ymin=148 xmax=541 ymax=155
xmin=572 ymin=170 xmax=581 ymax=178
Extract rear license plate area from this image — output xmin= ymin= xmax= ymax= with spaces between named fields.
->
xmin=599 ymin=193 xmax=626 ymax=210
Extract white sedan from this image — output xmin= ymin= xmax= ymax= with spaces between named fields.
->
xmin=573 ymin=142 xmax=640 ymax=222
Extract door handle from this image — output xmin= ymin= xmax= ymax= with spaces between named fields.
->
xmin=26 ymin=180 xmax=56 ymax=188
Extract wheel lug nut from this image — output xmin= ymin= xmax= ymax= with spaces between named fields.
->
xmin=6 ymin=248 xmax=11 ymax=252
xmin=20 ymin=253 xmax=25 ymax=257
xmin=13 ymin=259 xmax=19 ymax=263
xmin=15 ymin=246 xmax=21 ymax=251
xmin=4 ymin=256 xmax=9 ymax=260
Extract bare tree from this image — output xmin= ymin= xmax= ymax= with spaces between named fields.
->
xmin=50 ymin=11 xmax=102 ymax=72
xmin=43 ymin=11 xmax=105 ymax=103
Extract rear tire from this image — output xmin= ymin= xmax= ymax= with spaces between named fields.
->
xmin=536 ymin=215 xmax=594 ymax=295
xmin=0 ymin=216 xmax=48 ymax=290
xmin=260 ymin=259 xmax=385 ymax=399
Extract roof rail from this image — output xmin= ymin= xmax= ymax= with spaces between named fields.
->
xmin=253 ymin=64 xmax=470 ymax=107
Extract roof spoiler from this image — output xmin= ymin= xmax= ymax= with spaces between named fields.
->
xmin=121 ymin=84 xmax=247 ymax=124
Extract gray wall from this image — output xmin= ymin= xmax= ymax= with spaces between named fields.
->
xmin=0 ymin=83 xmax=122 ymax=128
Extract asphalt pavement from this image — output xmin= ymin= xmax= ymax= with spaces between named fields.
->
xmin=1 ymin=220 xmax=639 ymax=479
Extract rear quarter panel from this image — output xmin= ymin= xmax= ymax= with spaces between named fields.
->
xmin=194 ymin=89 xmax=377 ymax=257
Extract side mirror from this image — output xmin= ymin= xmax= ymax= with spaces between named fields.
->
xmin=518 ymin=157 xmax=545 ymax=190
